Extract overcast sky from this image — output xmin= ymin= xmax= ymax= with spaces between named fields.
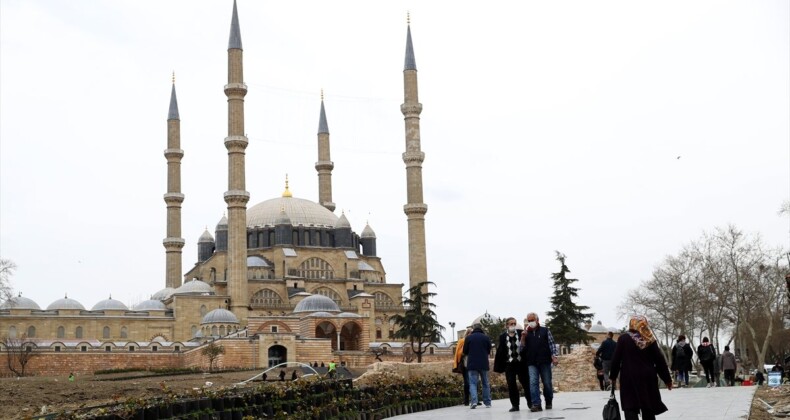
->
xmin=1 ymin=0 xmax=788 ymax=339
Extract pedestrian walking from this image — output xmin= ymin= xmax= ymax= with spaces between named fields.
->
xmin=453 ymin=327 xmax=473 ymax=406
xmin=493 ymin=317 xmax=531 ymax=412
xmin=670 ymin=335 xmax=693 ymax=388
xmin=596 ymin=331 xmax=616 ymax=389
xmin=462 ymin=323 xmax=492 ymax=409
xmin=720 ymin=346 xmax=737 ymax=386
xmin=697 ymin=337 xmax=717 ymax=387
xmin=520 ymin=312 xmax=558 ymax=412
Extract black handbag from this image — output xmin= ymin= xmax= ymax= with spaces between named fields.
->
xmin=603 ymin=387 xmax=621 ymax=420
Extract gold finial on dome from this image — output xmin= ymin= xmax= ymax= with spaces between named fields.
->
xmin=282 ymin=174 xmax=293 ymax=197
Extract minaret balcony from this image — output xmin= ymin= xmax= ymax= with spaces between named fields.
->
xmin=224 ymin=83 xmax=248 ymax=97
xmin=163 ymin=192 xmax=185 ymax=204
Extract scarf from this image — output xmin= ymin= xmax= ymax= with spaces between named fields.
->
xmin=627 ymin=315 xmax=656 ymax=350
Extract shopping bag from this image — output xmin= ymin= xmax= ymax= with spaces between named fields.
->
xmin=602 ymin=388 xmax=621 ymax=420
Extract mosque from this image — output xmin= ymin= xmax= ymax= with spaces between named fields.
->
xmin=0 ymin=1 xmax=438 ymax=375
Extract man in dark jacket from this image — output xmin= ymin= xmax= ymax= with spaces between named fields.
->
xmin=520 ymin=313 xmax=558 ymax=412
xmin=596 ymin=332 xmax=616 ymax=390
xmin=494 ymin=317 xmax=531 ymax=412
xmin=463 ymin=323 xmax=492 ymax=409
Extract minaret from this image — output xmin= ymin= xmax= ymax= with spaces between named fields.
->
xmin=163 ymin=74 xmax=185 ymax=289
xmin=401 ymin=15 xmax=429 ymax=296
xmin=224 ymin=0 xmax=250 ymax=324
xmin=315 ymin=90 xmax=335 ymax=211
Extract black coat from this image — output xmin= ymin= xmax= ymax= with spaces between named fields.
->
xmin=494 ymin=330 xmax=524 ymax=373
xmin=462 ymin=328 xmax=491 ymax=371
xmin=670 ymin=342 xmax=693 ymax=371
xmin=609 ymin=334 xmax=672 ymax=414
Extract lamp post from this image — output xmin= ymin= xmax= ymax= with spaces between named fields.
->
xmin=449 ymin=321 xmax=456 ymax=341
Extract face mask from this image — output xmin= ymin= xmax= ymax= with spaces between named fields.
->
xmin=508 ymin=326 xmax=517 ymax=333
xmin=527 ymin=321 xmax=537 ymax=329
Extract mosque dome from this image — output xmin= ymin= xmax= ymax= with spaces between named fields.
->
xmin=201 ymin=308 xmax=239 ymax=325
xmin=471 ymin=312 xmax=496 ymax=326
xmin=47 ymin=296 xmax=86 ymax=311
xmin=248 ymin=196 xmax=338 ymax=228
xmin=133 ymin=299 xmax=167 ymax=311
xmin=293 ymin=294 xmax=340 ymax=313
xmin=589 ymin=321 xmax=608 ymax=333
xmin=173 ymin=279 xmax=213 ymax=295
xmin=0 ymin=294 xmax=41 ymax=310
xmin=92 ymin=296 xmax=129 ymax=311
xmin=307 ymin=311 xmax=336 ymax=318
xmin=152 ymin=287 xmax=176 ymax=301
xmin=247 ymin=256 xmax=270 ymax=267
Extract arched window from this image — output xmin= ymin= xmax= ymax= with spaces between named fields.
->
xmin=312 ymin=287 xmax=342 ymax=306
xmin=220 ymin=325 xmax=226 ymax=336
xmin=8 ymin=326 xmax=16 ymax=338
xmin=209 ymin=268 xmax=216 ymax=281
xmin=315 ymin=231 xmax=321 ymax=246
xmin=200 ymin=305 xmax=207 ymax=317
xmin=120 ymin=327 xmax=128 ymax=339
xmin=297 ymin=258 xmax=334 ymax=279
xmin=103 ymin=326 xmax=110 ymax=338
xmin=191 ymin=326 xmax=197 ymax=337
xmin=292 ymin=231 xmax=299 ymax=245
xmin=75 ymin=326 xmax=83 ymax=339
xmin=211 ymin=326 xmax=218 ymax=336
xmin=304 ymin=231 xmax=310 ymax=245
xmin=374 ymin=292 xmax=396 ymax=308
xmin=57 ymin=326 xmax=65 ymax=338
xmin=27 ymin=326 xmax=36 ymax=338
xmin=250 ymin=289 xmax=284 ymax=306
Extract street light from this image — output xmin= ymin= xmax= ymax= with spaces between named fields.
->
xmin=449 ymin=321 xmax=456 ymax=341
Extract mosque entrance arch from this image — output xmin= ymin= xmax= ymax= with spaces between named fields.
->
xmin=315 ymin=321 xmax=338 ymax=350
xmin=268 ymin=345 xmax=287 ymax=367
xmin=340 ymin=321 xmax=362 ymax=351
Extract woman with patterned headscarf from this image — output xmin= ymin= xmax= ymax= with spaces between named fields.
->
xmin=609 ymin=315 xmax=673 ymax=420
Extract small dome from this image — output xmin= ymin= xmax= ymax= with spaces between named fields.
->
xmin=174 ymin=279 xmax=213 ymax=295
xmin=199 ymin=229 xmax=215 ymax=243
xmin=334 ymin=213 xmax=351 ymax=229
xmin=471 ymin=312 xmax=496 ymax=326
xmin=47 ymin=295 xmax=86 ymax=311
xmin=133 ymin=299 xmax=167 ymax=311
xmin=589 ymin=321 xmax=608 ymax=333
xmin=216 ymin=214 xmax=228 ymax=229
xmin=201 ymin=308 xmax=239 ymax=325
xmin=247 ymin=256 xmax=270 ymax=267
xmin=361 ymin=223 xmax=376 ymax=238
xmin=152 ymin=287 xmax=176 ymax=301
xmin=0 ymin=294 xmax=41 ymax=310
xmin=337 ymin=312 xmax=362 ymax=318
xmin=307 ymin=311 xmax=336 ymax=318
xmin=293 ymin=294 xmax=340 ymax=313
xmin=275 ymin=208 xmax=292 ymax=225
xmin=194 ymin=329 xmax=204 ymax=338
xmin=92 ymin=296 xmax=129 ymax=311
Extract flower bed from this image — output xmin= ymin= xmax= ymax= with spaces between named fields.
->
xmin=53 ymin=374 xmax=508 ymax=419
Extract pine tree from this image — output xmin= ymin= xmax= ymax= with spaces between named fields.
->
xmin=391 ymin=281 xmax=445 ymax=363
xmin=545 ymin=251 xmax=594 ymax=351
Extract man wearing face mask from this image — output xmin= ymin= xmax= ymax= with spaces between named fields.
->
xmin=520 ymin=312 xmax=559 ymax=412
xmin=494 ymin=317 xmax=532 ymax=412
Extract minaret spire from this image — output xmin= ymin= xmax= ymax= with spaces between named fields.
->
xmin=400 ymin=17 xmax=429 ymax=296
xmin=315 ymin=90 xmax=335 ymax=211
xmin=163 ymin=75 xmax=185 ymax=289
xmin=224 ymin=0 xmax=250 ymax=325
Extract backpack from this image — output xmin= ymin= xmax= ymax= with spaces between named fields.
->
xmin=699 ymin=345 xmax=714 ymax=362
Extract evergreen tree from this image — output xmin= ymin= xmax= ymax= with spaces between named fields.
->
xmin=545 ymin=251 xmax=594 ymax=351
xmin=391 ymin=281 xmax=445 ymax=362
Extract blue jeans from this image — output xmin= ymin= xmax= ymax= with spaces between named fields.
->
xmin=676 ymin=370 xmax=689 ymax=385
xmin=528 ymin=363 xmax=553 ymax=407
xmin=467 ymin=369 xmax=491 ymax=406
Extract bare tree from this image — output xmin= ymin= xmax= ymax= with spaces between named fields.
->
xmin=201 ymin=340 xmax=225 ymax=372
xmin=2 ymin=334 xmax=37 ymax=376
xmin=0 ymin=259 xmax=16 ymax=302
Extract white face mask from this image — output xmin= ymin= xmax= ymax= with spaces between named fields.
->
xmin=507 ymin=326 xmax=517 ymax=333
xmin=527 ymin=321 xmax=537 ymax=329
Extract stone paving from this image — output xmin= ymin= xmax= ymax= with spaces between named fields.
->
xmin=390 ymin=386 xmax=756 ymax=419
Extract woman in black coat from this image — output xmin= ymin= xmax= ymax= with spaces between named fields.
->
xmin=609 ymin=316 xmax=673 ymax=420
xmin=670 ymin=334 xmax=693 ymax=387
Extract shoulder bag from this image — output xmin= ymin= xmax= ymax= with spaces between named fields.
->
xmin=602 ymin=385 xmax=621 ymax=420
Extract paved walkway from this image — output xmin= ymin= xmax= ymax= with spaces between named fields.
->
xmin=390 ymin=386 xmax=756 ymax=419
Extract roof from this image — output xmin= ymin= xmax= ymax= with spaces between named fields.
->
xmin=152 ymin=287 xmax=176 ymax=301
xmin=201 ymin=308 xmax=239 ymax=325
xmin=133 ymin=299 xmax=167 ymax=311
xmin=174 ymin=279 xmax=213 ymax=295
xmin=0 ymin=295 xmax=41 ymax=310
xmin=91 ymin=297 xmax=129 ymax=311
xmin=293 ymin=294 xmax=340 ymax=313
xmin=47 ymin=296 xmax=86 ymax=311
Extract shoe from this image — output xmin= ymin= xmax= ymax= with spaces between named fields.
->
xmin=706 ymin=383 xmax=712 ymax=388
xmin=546 ymin=403 xmax=552 ymax=409
xmin=509 ymin=407 xmax=519 ymax=412
xmin=485 ymin=405 xmax=491 ymax=408
xmin=530 ymin=406 xmax=543 ymax=412
xmin=470 ymin=405 xmax=476 ymax=410
xmin=477 ymin=402 xmax=482 ymax=406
